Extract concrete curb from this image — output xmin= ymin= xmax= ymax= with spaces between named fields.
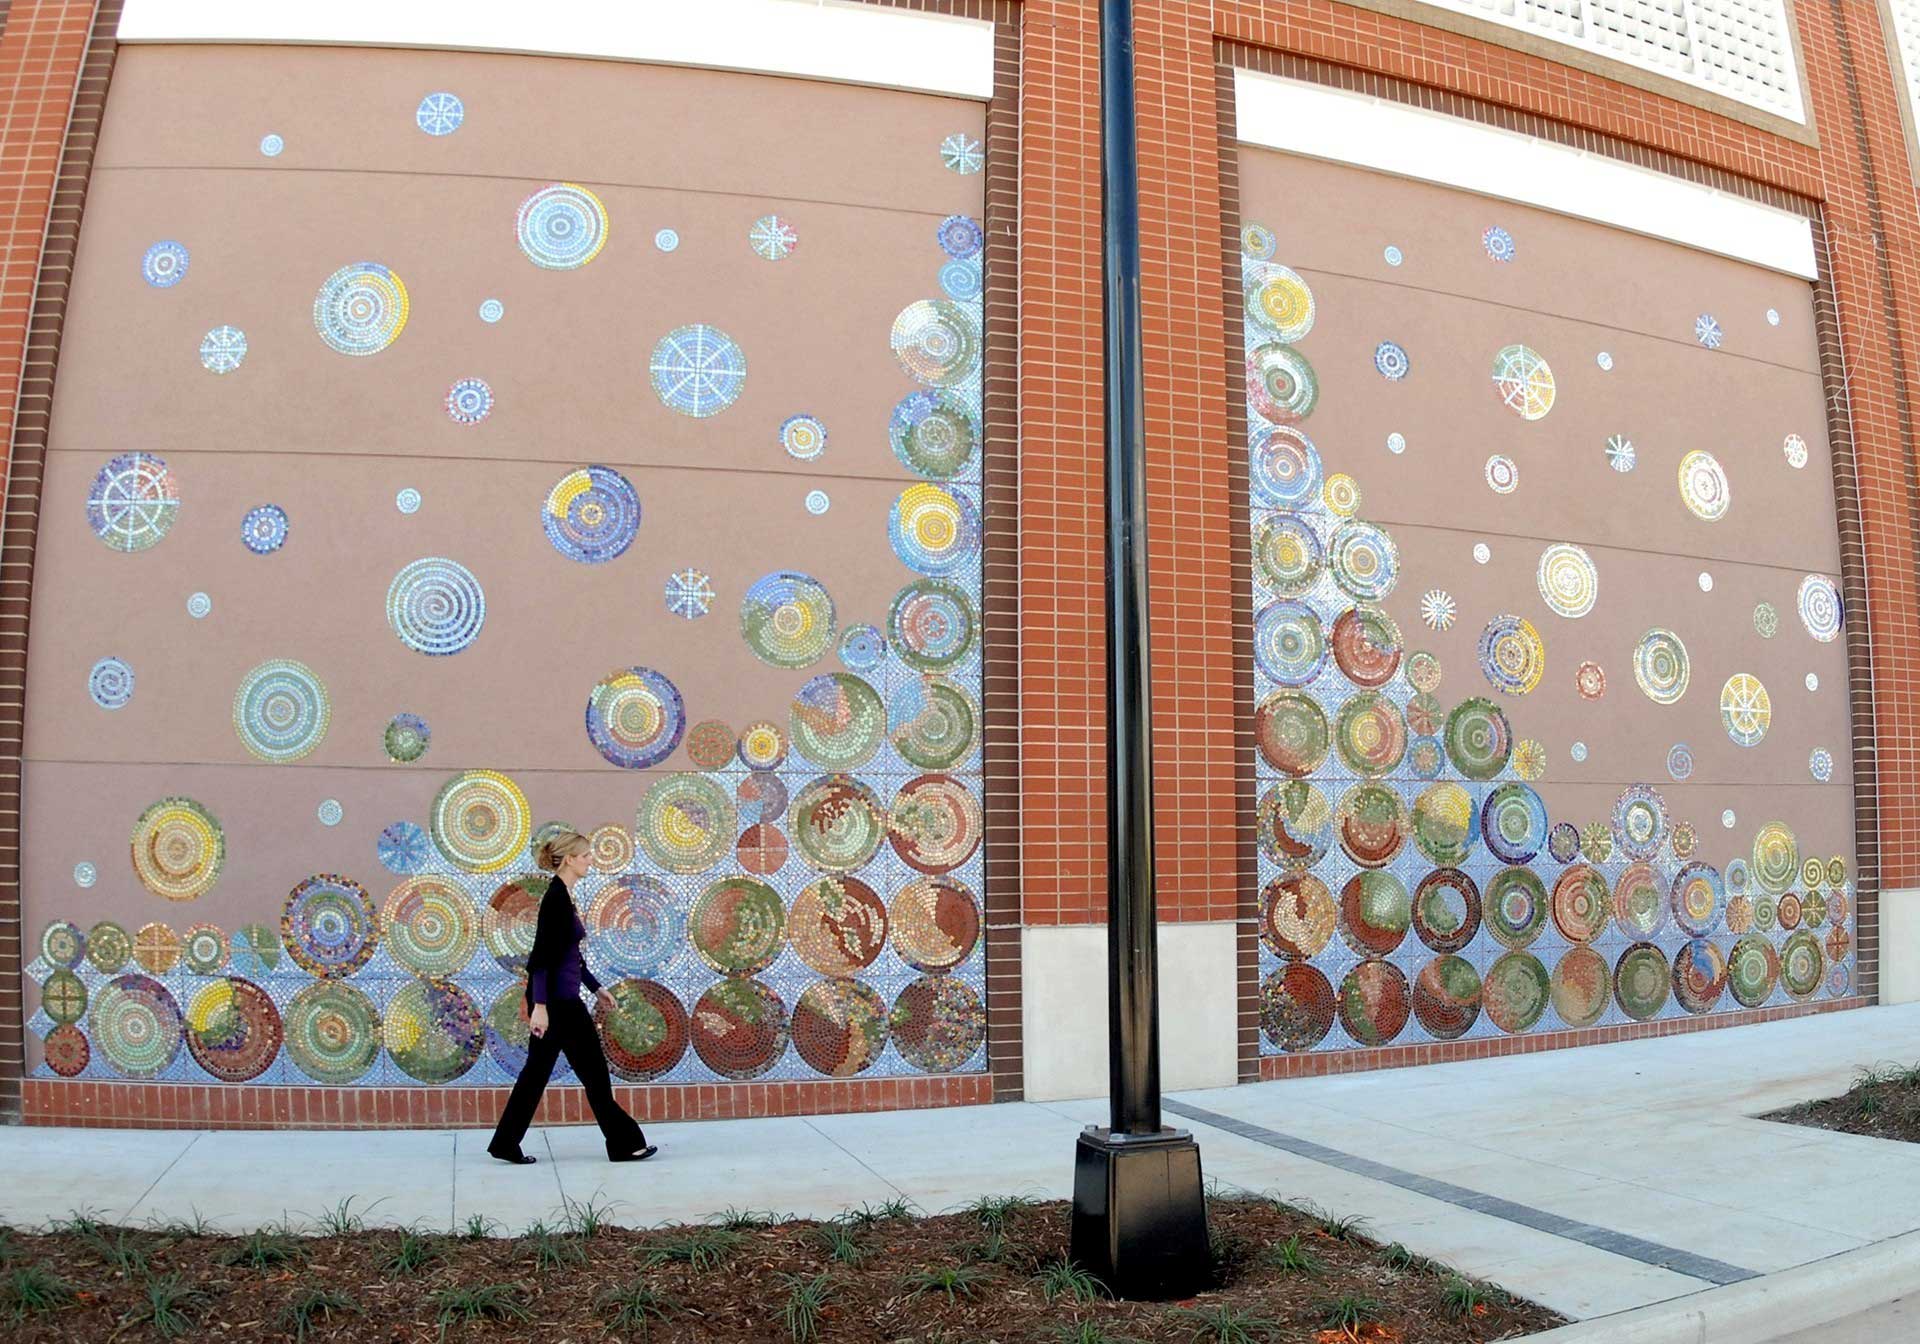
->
xmin=1519 ymin=1230 xmax=1920 ymax=1342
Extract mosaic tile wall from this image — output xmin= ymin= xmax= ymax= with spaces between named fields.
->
xmin=17 ymin=46 xmax=991 ymax=1092
xmin=1242 ymin=151 xmax=1858 ymax=1054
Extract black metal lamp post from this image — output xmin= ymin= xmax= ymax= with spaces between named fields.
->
xmin=1066 ymin=0 xmax=1211 ymax=1301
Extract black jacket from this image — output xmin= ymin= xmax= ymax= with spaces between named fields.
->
xmin=522 ymin=876 xmax=600 ymax=1012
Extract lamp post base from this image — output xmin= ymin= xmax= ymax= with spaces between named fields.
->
xmin=1069 ymin=1124 xmax=1210 ymax=1299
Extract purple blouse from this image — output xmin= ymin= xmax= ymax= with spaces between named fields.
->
xmin=528 ymin=909 xmax=601 ymax=1006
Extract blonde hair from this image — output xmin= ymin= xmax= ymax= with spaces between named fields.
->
xmin=535 ymin=829 xmax=590 ymax=873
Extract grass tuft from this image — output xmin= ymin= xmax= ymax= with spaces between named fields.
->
xmin=560 ymin=1193 xmax=616 ymax=1238
xmin=457 ymin=1213 xmax=499 ymax=1241
xmin=600 ymin=1280 xmax=675 ymax=1337
xmin=1 ymin=1263 xmax=74 ymax=1323
xmin=644 ymin=1226 xmax=743 ymax=1271
xmin=1167 ymin=1303 xmax=1278 ymax=1343
xmin=217 ymin=1228 xmax=306 ymax=1270
xmin=121 ymin=1273 xmax=208 ymax=1341
xmin=279 ymin=1286 xmax=359 ymax=1343
xmin=1442 ymin=1274 xmax=1491 ymax=1319
xmin=79 ymin=1226 xmax=150 ymax=1277
xmin=713 ymin=1206 xmax=779 ymax=1230
xmin=383 ymin=1228 xmax=443 ymax=1276
xmin=1050 ymin=1323 xmax=1135 ymax=1344
xmin=901 ymin=1263 xmax=988 ymax=1302
xmin=962 ymin=1193 xmax=1035 ymax=1231
xmin=1035 ymin=1258 xmax=1109 ymax=1304
xmin=1381 ymin=1241 xmax=1416 ymax=1270
xmin=1317 ymin=1293 xmax=1385 ymax=1335
xmin=814 ymin=1220 xmax=866 ymax=1265
xmin=147 ymin=1209 xmax=214 ymax=1239
xmin=430 ymin=1282 xmax=530 ymax=1336
xmin=780 ymin=1270 xmax=834 ymax=1343
xmin=1262 ymin=1232 xmax=1320 ymax=1274
xmin=519 ymin=1219 xmax=587 ymax=1271
xmin=306 ymin=1195 xmax=382 ymax=1237
xmin=841 ymin=1197 xmax=915 ymax=1227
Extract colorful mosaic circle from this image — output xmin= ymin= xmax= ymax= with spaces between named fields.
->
xmin=384 ymin=978 xmax=484 ymax=1084
xmin=741 ymin=571 xmax=836 ymax=669
xmin=1324 ymin=475 xmax=1360 ymax=515
xmin=1411 ymin=782 xmax=1475 ymax=866
xmin=40 ymin=919 xmax=84 ymax=970
xmin=441 ymin=377 xmax=492 ymax=425
xmin=889 ymin=390 xmax=978 ymax=480
xmin=1720 ymin=674 xmax=1772 ymax=747
xmin=1729 ymin=934 xmax=1780 ymax=1008
xmin=543 ymin=466 xmax=641 ymax=564
xmin=889 ymin=774 xmax=982 ymax=874
xmin=651 ymin=324 xmax=748 ymax=417
xmin=131 ymin=796 xmax=224 ymax=901
xmin=693 ymin=978 xmax=789 ymax=1079
xmin=1248 ymin=264 xmax=1317 ymax=342
xmin=517 ymin=183 xmax=609 ymax=269
xmin=1412 ymin=868 xmax=1481 ymax=954
xmin=1633 ymin=629 xmax=1690 ymax=704
xmin=1484 ymin=455 xmax=1518 ymax=493
xmin=1575 ymin=662 xmax=1607 ymax=701
xmin=1551 ymin=865 xmax=1611 ymax=943
xmin=1406 ymin=649 xmax=1441 ymax=694
xmin=313 ymin=262 xmax=409 ymax=356
xmin=1262 ymin=873 xmax=1337 ymax=959
xmin=1333 ymin=692 xmax=1406 ymax=778
xmin=1483 ymin=225 xmax=1517 ymax=261
xmin=387 ymin=557 xmax=485 ymax=655
xmin=1254 ymin=600 xmax=1326 ymax=687
xmin=1327 ymin=521 xmax=1399 ymax=601
xmin=891 ymin=974 xmax=985 ymax=1072
xmin=134 ymin=922 xmax=180 ymax=973
xmin=1329 ymin=606 xmax=1402 ymax=689
xmin=1339 ymin=871 xmax=1410 ymax=956
xmin=1537 ymin=544 xmax=1598 ymax=618
xmin=1258 ymin=781 xmax=1332 ymax=871
xmin=237 ymin=503 xmax=290 ymax=555
xmin=634 ymin=772 xmax=735 ymax=875
xmin=1336 ymin=783 xmax=1408 ymax=869
xmin=1255 ymin=690 xmax=1330 ymax=778
xmin=1250 ymin=425 xmax=1322 ymax=508
xmin=735 ymin=817 xmax=789 ymax=873
xmin=1669 ymin=862 xmax=1726 ymax=937
xmin=477 ymin=877 xmax=541 ymax=973
xmin=891 ymin=299 xmax=980 ymax=387
xmin=1374 ymin=341 xmax=1410 ymax=380
xmin=87 ymin=452 xmax=179 ymax=552
xmin=1678 ymin=451 xmax=1731 ymax=521
xmin=376 ymin=822 xmax=431 ymax=876
xmin=281 ymin=875 xmax=378 ymax=978
xmin=1261 ymin=963 xmax=1335 ymax=1051
xmin=200 ymin=325 xmax=247 ymax=373
xmin=1672 ymin=939 xmax=1729 ymax=1014
xmin=1551 ymin=946 xmax=1612 ymax=1028
xmin=793 ymin=979 xmax=890 ymax=1077
xmin=181 ymin=922 xmax=227 ymax=974
xmin=1485 ymin=867 xmax=1549 ymax=949
xmin=1491 ymin=344 xmax=1554 ymax=420
xmin=1484 ymin=952 xmax=1551 ymax=1033
xmin=890 ymin=578 xmax=976 ymax=672
xmin=1413 ymin=955 xmax=1482 ymax=1040
xmin=89 ymin=656 xmax=134 ymax=710
xmin=1444 ymin=697 xmax=1512 ymax=780
xmin=1779 ymin=892 xmax=1803 ymax=930
xmin=1482 ymin=783 xmax=1548 ymax=863
xmin=142 ymin=240 xmax=189 ymax=287
xmin=791 ymin=774 xmax=886 ymax=873
xmin=889 ymin=675 xmax=978 ymax=771
xmin=598 ymin=979 xmax=689 ymax=1082
xmin=781 ymin=875 xmax=885 ymax=977
xmin=1612 ymin=862 xmax=1666 ymax=941
xmin=90 ymin=974 xmax=183 ymax=1079
xmin=41 ymin=967 xmax=85 ymax=1025
xmin=1338 ymin=960 xmax=1410 ymax=1046
xmin=571 ymin=881 xmax=674 ymax=983
xmin=1253 ymin=514 xmax=1325 ymax=596
xmin=87 ymin=921 xmax=131 ymax=973
xmin=891 ymin=484 xmax=980 ymax=576
xmin=1798 ymin=574 xmax=1842 ymax=642
xmin=184 ymin=977 xmax=282 ymax=1083
xmin=232 ymin=658 xmax=330 ymax=763
xmin=890 ymin=876 xmax=981 ymax=972
xmin=749 ymin=213 xmax=798 ymax=261
xmin=688 ymin=876 xmax=786 ymax=976
xmin=1247 ymin=343 xmax=1318 ymax=423
xmin=583 ymin=666 xmax=685 ymax=770
xmin=284 ymin=981 xmax=380 ymax=1084
xmin=1478 ymin=614 xmax=1545 ymax=696
xmin=1614 ymin=943 xmax=1671 ymax=1020
xmin=383 ymin=712 xmax=430 ymax=763
xmin=1611 ymin=785 xmax=1668 ymax=861
xmin=380 ymin=875 xmax=478 ymax=977
xmin=431 ymin=770 xmax=531 ymax=873
xmin=43 ymin=1024 xmax=88 ymax=1077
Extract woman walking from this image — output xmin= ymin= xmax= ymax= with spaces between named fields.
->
xmin=488 ymin=829 xmax=656 ymax=1165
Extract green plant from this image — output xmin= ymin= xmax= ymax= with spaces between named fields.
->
xmin=51 ymin=1209 xmax=105 ymax=1238
xmin=384 ymin=1228 xmax=442 ymax=1276
xmin=147 ymin=1209 xmax=214 ymax=1239
xmin=599 ymin=1281 xmax=674 ymax=1337
xmin=901 ymin=1264 xmax=987 ymax=1302
xmin=82 ymin=1227 xmax=150 ymax=1277
xmin=1209 ymin=1226 xmax=1250 ymax=1279
xmin=714 ymin=1206 xmax=778 ymax=1230
xmin=279 ymin=1286 xmax=359 ymax=1343
xmin=430 ymin=1283 xmax=530 ymax=1336
xmin=1318 ymin=1294 xmax=1385 ymax=1336
xmin=963 ymin=1194 xmax=1034 ymax=1230
xmin=1 ymin=1263 xmax=74 ymax=1323
xmin=1049 ymin=1323 xmax=1135 ymax=1344
xmin=218 ymin=1228 xmax=306 ymax=1269
xmin=780 ymin=1271 xmax=834 ymax=1343
xmin=121 ymin=1274 xmax=208 ymax=1340
xmin=1262 ymin=1233 xmax=1320 ymax=1274
xmin=1035 ymin=1258 xmax=1108 ymax=1304
xmin=561 ymin=1193 xmax=616 ymax=1238
xmin=963 ymin=1227 xmax=1012 ymax=1265
xmin=1381 ymin=1241 xmax=1416 ymax=1270
xmin=519 ymin=1219 xmax=587 ymax=1271
xmin=458 ymin=1214 xmax=499 ymax=1241
xmin=644 ymin=1226 xmax=743 ymax=1270
xmin=814 ymin=1220 xmax=866 ymax=1265
xmin=1442 ymin=1275 xmax=1490 ymax=1319
xmin=843 ymin=1197 xmax=914 ymax=1226
xmin=1311 ymin=1207 xmax=1371 ymax=1243
xmin=1168 ymin=1304 xmax=1277 ymax=1343
xmin=307 ymin=1195 xmax=383 ymax=1237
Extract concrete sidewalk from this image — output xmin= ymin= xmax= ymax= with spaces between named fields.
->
xmin=4 ymin=1004 xmax=1918 ymax=1327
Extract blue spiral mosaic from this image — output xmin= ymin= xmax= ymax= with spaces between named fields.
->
xmin=650 ymin=324 xmax=747 ymax=418
xmin=937 ymin=214 xmax=985 ymax=260
xmin=259 ymin=134 xmax=283 ymax=156
xmin=88 ymin=657 xmax=133 ymax=710
xmin=445 ymin=378 xmax=493 ymax=424
xmin=478 ymin=299 xmax=504 ymax=323
xmin=377 ymin=821 xmax=432 ymax=875
xmin=839 ymin=624 xmax=887 ymax=672
xmin=516 ymin=183 xmax=609 ymax=269
xmin=542 ymin=465 xmax=641 ymax=564
xmin=141 ymin=241 xmax=189 ymax=288
xmin=416 ymin=91 xmax=464 ymax=135
xmin=940 ymin=259 xmax=982 ymax=301
xmin=313 ymin=263 xmax=410 ymax=356
xmin=199 ymin=326 xmax=247 ymax=374
xmin=241 ymin=504 xmax=288 ymax=554
xmin=386 ymin=557 xmax=486 ymax=656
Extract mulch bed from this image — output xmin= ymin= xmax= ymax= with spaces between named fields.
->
xmin=1765 ymin=1060 xmax=1920 ymax=1144
xmin=0 ymin=1192 xmax=1564 ymax=1342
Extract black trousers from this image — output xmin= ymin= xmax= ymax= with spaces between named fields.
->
xmin=489 ymin=997 xmax=646 ymax=1158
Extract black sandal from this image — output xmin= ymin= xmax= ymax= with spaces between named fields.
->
xmin=488 ymin=1147 xmax=537 ymax=1165
xmin=609 ymin=1144 xmax=658 ymax=1163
